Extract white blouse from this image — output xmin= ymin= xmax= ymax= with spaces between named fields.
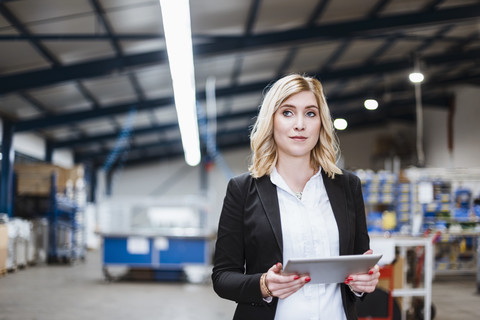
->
xmin=270 ymin=167 xmax=347 ymax=320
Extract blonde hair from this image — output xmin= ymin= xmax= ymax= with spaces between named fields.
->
xmin=248 ymin=74 xmax=342 ymax=178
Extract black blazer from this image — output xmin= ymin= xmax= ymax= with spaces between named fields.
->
xmin=212 ymin=169 xmax=370 ymax=320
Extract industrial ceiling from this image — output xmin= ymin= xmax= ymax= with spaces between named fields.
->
xmin=0 ymin=0 xmax=479 ymax=170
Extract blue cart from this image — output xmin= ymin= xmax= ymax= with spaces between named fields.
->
xmin=101 ymin=232 xmax=212 ymax=281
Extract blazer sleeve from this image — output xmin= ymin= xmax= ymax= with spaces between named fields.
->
xmin=349 ymin=172 xmax=370 ymax=254
xmin=211 ymin=175 xmax=265 ymax=304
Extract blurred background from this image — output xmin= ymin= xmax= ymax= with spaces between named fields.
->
xmin=0 ymin=0 xmax=479 ymax=319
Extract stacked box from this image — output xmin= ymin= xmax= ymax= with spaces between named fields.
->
xmin=396 ymin=183 xmax=411 ymax=224
xmin=377 ymin=171 xmax=397 ymax=205
xmin=422 ymin=181 xmax=452 ymax=230
xmin=15 ymin=164 xmax=69 ymax=196
xmin=14 ymin=163 xmax=85 ymax=197
xmin=359 ymin=171 xmax=397 ymax=206
xmin=357 ymin=170 xmax=398 ymax=233
xmin=32 ymin=218 xmax=49 ymax=264
xmin=0 ymin=224 xmax=7 ymax=274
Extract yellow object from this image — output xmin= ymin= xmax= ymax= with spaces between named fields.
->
xmin=382 ymin=211 xmax=397 ymax=230
xmin=459 ymin=238 xmax=466 ymax=253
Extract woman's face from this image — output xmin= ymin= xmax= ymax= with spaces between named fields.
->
xmin=273 ymin=90 xmax=321 ymax=161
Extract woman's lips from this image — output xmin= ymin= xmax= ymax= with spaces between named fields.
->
xmin=290 ymin=136 xmax=307 ymax=141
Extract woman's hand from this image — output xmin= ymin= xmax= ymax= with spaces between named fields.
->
xmin=344 ymin=249 xmax=380 ymax=294
xmin=261 ymin=262 xmax=310 ymax=299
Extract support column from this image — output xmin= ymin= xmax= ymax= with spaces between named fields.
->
xmin=87 ymin=163 xmax=97 ymax=203
xmin=1 ymin=121 xmax=15 ymax=217
xmin=200 ymin=155 xmax=208 ymax=196
xmin=45 ymin=140 xmax=53 ymax=163
xmin=105 ymin=169 xmax=113 ymax=197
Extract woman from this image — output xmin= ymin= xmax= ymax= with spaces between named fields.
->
xmin=212 ymin=74 xmax=379 ymax=320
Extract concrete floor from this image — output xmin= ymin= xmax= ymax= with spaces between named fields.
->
xmin=0 ymin=250 xmax=479 ymax=320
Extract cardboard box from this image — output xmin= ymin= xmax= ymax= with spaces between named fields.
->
xmin=378 ymin=257 xmax=404 ymax=290
xmin=15 ymin=163 xmax=70 ymax=196
xmin=0 ymin=224 xmax=8 ymax=271
xmin=15 ymin=163 xmax=86 ymax=197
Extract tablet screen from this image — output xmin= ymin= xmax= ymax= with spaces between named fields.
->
xmin=283 ymin=254 xmax=382 ymax=284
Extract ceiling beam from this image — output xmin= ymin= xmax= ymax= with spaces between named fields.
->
xmin=72 ymin=93 xmax=449 ymax=162
xmin=0 ymin=4 xmax=60 ymax=66
xmin=54 ymin=109 xmax=257 ymax=148
xmin=13 ymin=52 xmax=477 ymax=133
xmin=0 ymin=4 xmax=479 ymax=95
xmin=14 ymin=97 xmax=173 ymax=132
xmin=75 ymin=126 xmax=251 ymax=162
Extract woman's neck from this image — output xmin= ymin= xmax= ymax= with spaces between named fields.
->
xmin=276 ymin=157 xmax=316 ymax=193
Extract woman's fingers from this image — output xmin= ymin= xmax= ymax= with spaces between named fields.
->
xmin=270 ymin=275 xmax=311 ymax=299
xmin=265 ymin=266 xmax=310 ymax=299
xmin=345 ymin=264 xmax=380 ymax=293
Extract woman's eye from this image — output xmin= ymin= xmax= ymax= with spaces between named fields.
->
xmin=306 ymin=111 xmax=317 ymax=117
xmin=282 ymin=110 xmax=293 ymax=117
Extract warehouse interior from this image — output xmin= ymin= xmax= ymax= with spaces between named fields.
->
xmin=0 ymin=0 xmax=479 ymax=319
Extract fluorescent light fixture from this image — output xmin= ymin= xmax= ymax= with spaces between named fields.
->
xmin=334 ymin=118 xmax=348 ymax=130
xmin=409 ymin=72 xmax=424 ymax=83
xmin=364 ymin=99 xmax=378 ymax=110
xmin=159 ymin=0 xmax=200 ymax=166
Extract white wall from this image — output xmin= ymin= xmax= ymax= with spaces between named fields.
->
xmin=424 ymin=107 xmax=450 ymax=167
xmin=339 ymin=84 xmax=480 ymax=170
xmin=337 ymin=122 xmax=415 ymax=170
xmin=451 ymin=85 xmax=480 ymax=168
xmin=109 ymin=147 xmax=251 ymax=231
xmin=423 ymin=85 xmax=480 ymax=168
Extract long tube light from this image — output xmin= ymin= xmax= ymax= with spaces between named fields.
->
xmin=159 ymin=0 xmax=200 ymax=166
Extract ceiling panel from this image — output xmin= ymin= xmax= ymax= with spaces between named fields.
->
xmin=152 ymin=106 xmax=178 ymax=124
xmin=381 ymin=0 xmax=427 ymax=16
xmin=135 ymin=64 xmax=172 ymax=99
xmin=42 ymin=126 xmax=83 ymax=141
xmin=191 ymin=0 xmax=248 ymax=35
xmin=0 ymin=41 xmax=51 ymax=74
xmin=228 ymin=92 xmax=261 ymax=113
xmin=115 ymin=110 xmax=151 ymax=128
xmin=5 ymin=0 xmax=92 ymax=24
xmin=286 ymin=42 xmax=341 ymax=74
xmin=321 ymin=0 xmax=380 ymax=24
xmin=195 ymin=53 xmax=238 ymax=91
xmin=120 ymin=39 xmax=165 ymax=55
xmin=0 ymin=0 xmax=477 ymax=167
xmin=106 ymin=1 xmax=162 ymax=34
xmin=333 ymin=39 xmax=388 ymax=69
xmin=43 ymin=41 xmax=115 ymax=66
xmin=255 ymin=0 xmax=320 ymax=33
xmin=0 ymin=94 xmax=41 ymax=120
xmin=28 ymin=83 xmax=91 ymax=113
xmin=82 ymin=74 xmax=137 ymax=106
xmin=76 ymin=118 xmax=116 ymax=135
xmin=27 ymin=13 xmax=98 ymax=34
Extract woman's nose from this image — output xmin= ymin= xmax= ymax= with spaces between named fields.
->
xmin=295 ymin=116 xmax=305 ymax=130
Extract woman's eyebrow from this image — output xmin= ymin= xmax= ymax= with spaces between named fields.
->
xmin=278 ymin=104 xmax=319 ymax=110
xmin=278 ymin=104 xmax=295 ymax=108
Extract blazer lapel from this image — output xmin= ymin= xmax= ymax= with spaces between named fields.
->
xmin=255 ymin=175 xmax=283 ymax=255
xmin=322 ymin=170 xmax=349 ymax=255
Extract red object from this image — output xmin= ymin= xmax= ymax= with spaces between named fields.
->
xmin=358 ymin=264 xmax=395 ymax=320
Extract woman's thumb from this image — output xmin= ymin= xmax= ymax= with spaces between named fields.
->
xmin=269 ymin=262 xmax=283 ymax=273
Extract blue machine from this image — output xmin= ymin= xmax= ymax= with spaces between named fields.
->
xmin=101 ymin=233 xmax=211 ymax=281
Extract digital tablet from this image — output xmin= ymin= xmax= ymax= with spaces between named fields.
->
xmin=283 ymin=254 xmax=382 ymax=284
